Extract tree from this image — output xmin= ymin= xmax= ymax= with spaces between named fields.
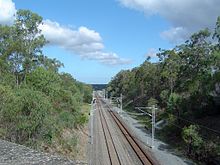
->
xmin=0 ymin=25 xmax=12 ymax=74
xmin=213 ymin=16 xmax=220 ymax=46
xmin=107 ymin=16 xmax=220 ymax=164
xmin=212 ymin=16 xmax=220 ymax=82
xmin=158 ymin=49 xmax=180 ymax=94
xmin=160 ymin=89 xmax=169 ymax=107
xmin=0 ymin=8 xmax=93 ymax=156
xmin=182 ymin=125 xmax=203 ymax=156
xmin=1 ymin=88 xmax=52 ymax=144
xmin=26 ymin=67 xmax=61 ymax=96
xmin=37 ymin=55 xmax=64 ymax=72
xmin=5 ymin=10 xmax=47 ymax=86
xmin=147 ymin=97 xmax=158 ymax=107
xmin=167 ymin=93 xmax=183 ymax=123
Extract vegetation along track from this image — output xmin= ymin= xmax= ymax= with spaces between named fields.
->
xmin=96 ymin=96 xmax=158 ymax=165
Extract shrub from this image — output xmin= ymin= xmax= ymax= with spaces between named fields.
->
xmin=26 ymin=67 xmax=61 ymax=96
xmin=82 ymin=85 xmax=93 ymax=103
xmin=53 ymin=89 xmax=81 ymax=113
xmin=147 ymin=97 xmax=158 ymax=107
xmin=58 ymin=111 xmax=76 ymax=128
xmin=182 ymin=125 xmax=218 ymax=163
xmin=2 ymin=87 xmax=52 ymax=144
xmin=160 ymin=89 xmax=169 ymax=106
xmin=182 ymin=125 xmax=203 ymax=156
xmin=0 ymin=85 xmax=14 ymax=112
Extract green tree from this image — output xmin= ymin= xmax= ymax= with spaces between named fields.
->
xmin=182 ymin=125 xmax=203 ymax=156
xmin=158 ymin=49 xmax=180 ymax=94
xmin=167 ymin=92 xmax=183 ymax=123
xmin=159 ymin=89 xmax=169 ymax=107
xmin=37 ymin=55 xmax=64 ymax=72
xmin=2 ymin=88 xmax=52 ymax=144
xmin=4 ymin=10 xmax=47 ymax=86
xmin=213 ymin=16 xmax=220 ymax=46
xmin=26 ymin=67 xmax=61 ymax=96
xmin=147 ymin=97 xmax=158 ymax=107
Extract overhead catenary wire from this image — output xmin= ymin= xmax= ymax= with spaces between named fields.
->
xmin=162 ymin=116 xmax=214 ymax=142
xmin=162 ymin=111 xmax=220 ymax=135
xmin=125 ymin=106 xmax=220 ymax=135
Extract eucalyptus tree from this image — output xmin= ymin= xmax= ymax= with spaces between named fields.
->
xmin=158 ymin=49 xmax=180 ymax=94
xmin=4 ymin=10 xmax=47 ymax=86
xmin=212 ymin=16 xmax=220 ymax=83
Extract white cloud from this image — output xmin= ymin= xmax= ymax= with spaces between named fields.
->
xmin=161 ymin=27 xmax=188 ymax=43
xmin=40 ymin=20 xmax=103 ymax=53
xmin=0 ymin=0 xmax=16 ymax=25
xmin=145 ymin=48 xmax=158 ymax=58
xmin=118 ymin=0 xmax=220 ymax=43
xmin=40 ymin=20 xmax=131 ymax=65
xmin=0 ymin=0 xmax=131 ymax=65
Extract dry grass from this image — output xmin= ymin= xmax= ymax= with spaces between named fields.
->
xmin=39 ymin=103 xmax=91 ymax=162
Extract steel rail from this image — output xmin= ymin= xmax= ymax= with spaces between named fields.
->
xmin=100 ymin=98 xmax=158 ymax=165
xmin=96 ymin=98 xmax=121 ymax=165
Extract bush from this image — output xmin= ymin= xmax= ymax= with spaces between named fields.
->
xmin=182 ymin=125 xmax=203 ymax=152
xmin=0 ymin=85 xmax=14 ymax=113
xmin=2 ymin=87 xmax=52 ymax=144
xmin=147 ymin=97 xmax=158 ymax=107
xmin=82 ymin=85 xmax=93 ymax=103
xmin=0 ymin=73 xmax=16 ymax=87
xmin=0 ymin=85 xmax=16 ymax=139
xmin=58 ymin=111 xmax=76 ymax=128
xmin=76 ymin=113 xmax=89 ymax=126
xmin=52 ymin=89 xmax=81 ymax=113
xmin=167 ymin=93 xmax=182 ymax=111
xmin=160 ymin=89 xmax=169 ymax=106
xmin=27 ymin=67 xmax=61 ymax=96
xmin=182 ymin=125 xmax=218 ymax=163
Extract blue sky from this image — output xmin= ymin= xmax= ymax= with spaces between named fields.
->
xmin=1 ymin=0 xmax=220 ymax=84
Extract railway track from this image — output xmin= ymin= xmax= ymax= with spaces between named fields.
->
xmin=96 ymin=100 xmax=121 ymax=165
xmin=96 ymin=96 xmax=158 ymax=165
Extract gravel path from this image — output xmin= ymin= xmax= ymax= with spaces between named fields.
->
xmin=0 ymin=139 xmax=76 ymax=165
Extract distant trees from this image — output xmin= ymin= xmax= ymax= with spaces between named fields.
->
xmin=108 ymin=17 xmax=220 ymax=163
xmin=0 ymin=9 xmax=92 ymax=152
xmin=108 ymin=16 xmax=220 ymax=114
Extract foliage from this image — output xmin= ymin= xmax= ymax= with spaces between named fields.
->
xmin=182 ymin=125 xmax=203 ymax=153
xmin=160 ymin=90 xmax=169 ymax=106
xmin=108 ymin=16 xmax=220 ymax=163
xmin=27 ymin=67 xmax=61 ymax=96
xmin=82 ymin=84 xmax=93 ymax=103
xmin=147 ymin=97 xmax=158 ymax=107
xmin=182 ymin=125 xmax=218 ymax=163
xmin=167 ymin=93 xmax=182 ymax=112
xmin=0 ymin=9 xmax=92 ymax=156
xmin=1 ymin=88 xmax=52 ymax=144
xmin=0 ymin=85 xmax=14 ymax=112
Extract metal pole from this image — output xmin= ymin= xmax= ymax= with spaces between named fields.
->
xmin=91 ymin=101 xmax=93 ymax=144
xmin=105 ymin=90 xmax=107 ymax=99
xmin=90 ymin=92 xmax=94 ymax=144
xmin=152 ymin=105 xmax=155 ymax=149
xmin=120 ymin=93 xmax=122 ymax=113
